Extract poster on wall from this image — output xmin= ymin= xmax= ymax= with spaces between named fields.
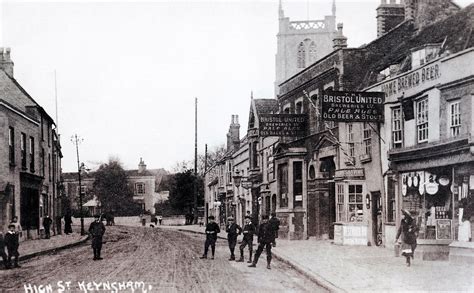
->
xmin=436 ymin=219 xmax=452 ymax=240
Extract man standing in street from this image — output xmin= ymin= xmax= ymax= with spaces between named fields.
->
xmin=200 ymin=215 xmax=220 ymax=260
xmin=249 ymin=215 xmax=274 ymax=269
xmin=225 ymin=216 xmax=242 ymax=261
xmin=5 ymin=224 xmax=20 ymax=268
xmin=42 ymin=215 xmax=53 ymax=239
xmin=236 ymin=215 xmax=256 ymax=263
xmin=88 ymin=214 xmax=106 ymax=260
xmin=269 ymin=212 xmax=280 ymax=247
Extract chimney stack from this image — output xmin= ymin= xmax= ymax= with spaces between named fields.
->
xmin=226 ymin=115 xmax=241 ymax=152
xmin=138 ymin=157 xmax=147 ymax=174
xmin=0 ymin=47 xmax=14 ymax=77
xmin=332 ymin=23 xmax=348 ymax=50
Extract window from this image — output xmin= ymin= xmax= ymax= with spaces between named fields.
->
xmin=387 ymin=177 xmax=396 ymax=223
xmin=347 ymin=123 xmax=355 ymax=158
xmin=348 ymin=184 xmax=363 ymax=222
xmin=278 ymin=163 xmax=288 ymax=208
xmin=41 ymin=148 xmax=45 ymax=177
xmin=336 ymin=183 xmax=345 ymax=222
xmin=29 ymin=136 xmax=35 ymax=172
xmin=47 ymin=123 xmax=51 ymax=147
xmin=41 ymin=116 xmax=44 ymax=141
xmin=295 ymin=101 xmax=303 ymax=114
xmin=297 ymin=42 xmax=306 ymax=68
xmin=77 ymin=185 xmax=87 ymax=195
xmin=9 ymin=127 xmax=14 ymax=165
xmin=21 ymin=133 xmax=26 ymax=169
xmin=48 ymin=153 xmax=51 ymax=181
xmin=363 ymin=123 xmax=372 ymax=155
xmin=135 ymin=183 xmax=145 ymax=195
xmin=392 ymin=107 xmax=403 ymax=148
xmin=416 ymin=98 xmax=428 ymax=143
xmin=449 ymin=100 xmax=461 ymax=137
xmin=293 ymin=161 xmax=303 ymax=207
xmin=309 ymin=42 xmax=317 ymax=64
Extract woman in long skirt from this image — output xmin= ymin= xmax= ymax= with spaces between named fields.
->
xmin=395 ymin=209 xmax=418 ymax=267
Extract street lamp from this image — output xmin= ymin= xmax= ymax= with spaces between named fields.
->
xmin=71 ymin=134 xmax=85 ymax=235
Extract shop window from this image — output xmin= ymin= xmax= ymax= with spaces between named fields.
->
xmin=449 ymin=100 xmax=461 ymax=137
xmin=21 ymin=133 xmax=26 ymax=169
xmin=387 ymin=177 xmax=396 ymax=223
xmin=336 ymin=183 xmax=345 ymax=222
xmin=348 ymin=184 xmax=364 ymax=222
xmin=278 ymin=163 xmax=288 ymax=208
xmin=135 ymin=183 xmax=145 ymax=195
xmin=297 ymin=42 xmax=305 ymax=68
xmin=9 ymin=127 xmax=14 ymax=165
xmin=416 ymin=97 xmax=428 ymax=143
xmin=391 ymin=107 xmax=403 ymax=149
xmin=29 ymin=136 xmax=35 ymax=172
xmin=363 ymin=122 xmax=372 ymax=156
xmin=293 ymin=161 xmax=303 ymax=207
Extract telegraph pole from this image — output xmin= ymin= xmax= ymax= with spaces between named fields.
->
xmin=194 ymin=97 xmax=198 ymax=224
xmin=71 ymin=134 xmax=85 ymax=235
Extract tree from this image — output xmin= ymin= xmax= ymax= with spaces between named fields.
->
xmin=171 ymin=144 xmax=227 ymax=176
xmin=93 ymin=159 xmax=142 ymax=216
xmin=167 ymin=169 xmax=204 ymax=214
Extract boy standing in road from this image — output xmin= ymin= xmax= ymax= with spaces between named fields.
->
xmin=269 ymin=212 xmax=280 ymax=247
xmin=236 ymin=215 xmax=256 ymax=263
xmin=5 ymin=224 xmax=20 ymax=268
xmin=42 ymin=215 xmax=53 ymax=239
xmin=200 ymin=215 xmax=220 ymax=260
xmin=249 ymin=215 xmax=274 ymax=269
xmin=88 ymin=214 xmax=106 ymax=260
xmin=225 ymin=216 xmax=242 ymax=261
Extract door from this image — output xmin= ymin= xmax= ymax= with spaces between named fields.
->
xmin=371 ymin=191 xmax=382 ymax=246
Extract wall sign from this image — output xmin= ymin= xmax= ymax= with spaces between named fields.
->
xmin=321 ymin=91 xmax=384 ymax=122
xmin=259 ymin=114 xmax=307 ymax=137
xmin=436 ymin=219 xmax=452 ymax=240
xmin=335 ymin=168 xmax=365 ymax=180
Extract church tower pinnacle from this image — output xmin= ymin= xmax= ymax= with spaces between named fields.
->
xmin=332 ymin=0 xmax=336 ymax=16
xmin=279 ymin=0 xmax=284 ymax=19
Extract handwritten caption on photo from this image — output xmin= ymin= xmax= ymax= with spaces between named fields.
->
xmin=24 ymin=281 xmax=153 ymax=293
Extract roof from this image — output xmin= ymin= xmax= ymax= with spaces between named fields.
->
xmin=360 ymin=4 xmax=474 ymax=89
xmin=254 ymin=99 xmax=279 ymax=115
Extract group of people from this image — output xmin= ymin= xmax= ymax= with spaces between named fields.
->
xmin=0 ymin=217 xmax=22 ymax=270
xmin=200 ymin=212 xmax=280 ymax=270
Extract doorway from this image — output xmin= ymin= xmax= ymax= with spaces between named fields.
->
xmin=371 ymin=191 xmax=382 ymax=246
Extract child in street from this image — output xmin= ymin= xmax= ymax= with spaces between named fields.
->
xmin=200 ymin=215 xmax=220 ymax=260
xmin=236 ymin=215 xmax=256 ymax=263
xmin=225 ymin=216 xmax=242 ymax=261
xmin=5 ymin=224 xmax=20 ymax=268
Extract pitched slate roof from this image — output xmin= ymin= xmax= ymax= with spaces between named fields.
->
xmin=254 ymin=99 xmax=279 ymax=115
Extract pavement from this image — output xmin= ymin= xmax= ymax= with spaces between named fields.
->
xmin=1 ymin=231 xmax=88 ymax=267
xmin=163 ymin=224 xmax=474 ymax=293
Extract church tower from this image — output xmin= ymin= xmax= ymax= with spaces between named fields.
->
xmin=274 ymin=0 xmax=338 ymax=96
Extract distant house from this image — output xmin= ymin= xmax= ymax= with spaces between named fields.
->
xmin=62 ymin=158 xmax=168 ymax=215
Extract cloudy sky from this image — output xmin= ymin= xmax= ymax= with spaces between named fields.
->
xmin=1 ymin=0 xmax=470 ymax=172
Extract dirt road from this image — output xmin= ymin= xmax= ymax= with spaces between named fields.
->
xmin=0 ymin=226 xmax=327 ymax=292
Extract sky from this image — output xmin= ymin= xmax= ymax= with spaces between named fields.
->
xmin=0 ymin=0 xmax=471 ymax=172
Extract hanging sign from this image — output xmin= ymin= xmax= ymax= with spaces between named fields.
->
xmin=259 ymin=114 xmax=307 ymax=137
xmin=321 ymin=91 xmax=385 ymax=122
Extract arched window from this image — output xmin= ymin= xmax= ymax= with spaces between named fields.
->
xmin=309 ymin=42 xmax=317 ymax=64
xmin=297 ymin=42 xmax=306 ymax=68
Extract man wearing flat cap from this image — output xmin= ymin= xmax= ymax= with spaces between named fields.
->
xmin=200 ymin=215 xmax=220 ymax=259
xmin=225 ymin=216 xmax=242 ymax=261
xmin=88 ymin=214 xmax=106 ymax=260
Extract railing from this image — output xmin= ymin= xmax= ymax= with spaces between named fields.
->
xmin=289 ymin=20 xmax=326 ymax=30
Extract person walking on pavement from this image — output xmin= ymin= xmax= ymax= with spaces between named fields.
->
xmin=225 ymin=216 xmax=242 ymax=261
xmin=42 ymin=215 xmax=53 ymax=239
xmin=89 ymin=214 xmax=106 ymax=260
xmin=200 ymin=215 xmax=220 ymax=260
xmin=236 ymin=215 xmax=256 ymax=263
xmin=0 ymin=231 xmax=8 ymax=269
xmin=395 ymin=209 xmax=419 ymax=267
xmin=269 ymin=212 xmax=280 ymax=247
xmin=5 ymin=224 xmax=20 ymax=268
xmin=64 ymin=212 xmax=73 ymax=235
xmin=249 ymin=215 xmax=274 ymax=269
xmin=9 ymin=216 xmax=22 ymax=239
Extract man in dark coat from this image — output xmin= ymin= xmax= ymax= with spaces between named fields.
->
xmin=0 ymin=232 xmax=8 ymax=269
xmin=5 ymin=224 xmax=20 ymax=268
xmin=64 ymin=213 xmax=73 ymax=234
xmin=236 ymin=215 xmax=256 ymax=263
xmin=225 ymin=216 xmax=242 ymax=261
xmin=269 ymin=212 xmax=280 ymax=247
xmin=88 ymin=214 xmax=106 ymax=260
xmin=200 ymin=215 xmax=220 ymax=259
xmin=249 ymin=215 xmax=274 ymax=269
xmin=42 ymin=215 xmax=53 ymax=239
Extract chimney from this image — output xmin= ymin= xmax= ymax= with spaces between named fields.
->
xmin=138 ymin=158 xmax=147 ymax=174
xmin=376 ymin=0 xmax=405 ymax=37
xmin=332 ymin=23 xmax=348 ymax=50
xmin=0 ymin=47 xmax=14 ymax=77
xmin=226 ymin=115 xmax=240 ymax=152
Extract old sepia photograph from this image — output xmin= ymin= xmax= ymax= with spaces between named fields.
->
xmin=0 ymin=0 xmax=473 ymax=292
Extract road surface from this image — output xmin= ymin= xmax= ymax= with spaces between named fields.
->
xmin=0 ymin=225 xmax=328 ymax=292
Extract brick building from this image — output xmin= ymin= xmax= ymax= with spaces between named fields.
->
xmin=0 ymin=48 xmax=62 ymax=239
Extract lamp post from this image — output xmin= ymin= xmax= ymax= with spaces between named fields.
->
xmin=71 ymin=134 xmax=85 ymax=235
xmin=233 ymin=169 xmax=253 ymax=223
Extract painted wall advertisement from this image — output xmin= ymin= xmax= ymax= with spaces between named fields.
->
xmin=321 ymin=91 xmax=385 ymax=122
